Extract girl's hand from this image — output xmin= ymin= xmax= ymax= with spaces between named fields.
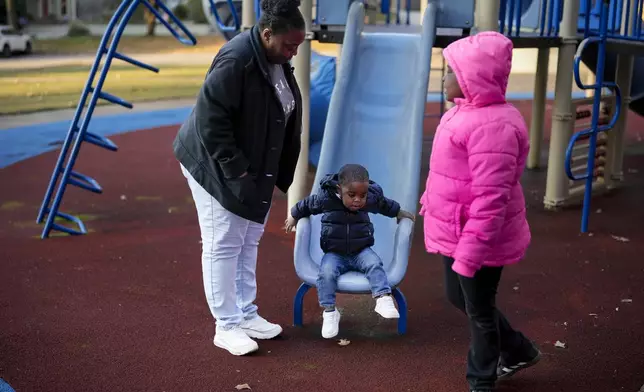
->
xmin=396 ymin=210 xmax=416 ymax=223
xmin=283 ymin=215 xmax=298 ymax=233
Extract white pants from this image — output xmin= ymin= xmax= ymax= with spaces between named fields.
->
xmin=181 ymin=165 xmax=268 ymax=329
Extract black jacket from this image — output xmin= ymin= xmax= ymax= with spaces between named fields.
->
xmin=291 ymin=174 xmax=401 ymax=255
xmin=173 ymin=25 xmax=303 ymax=224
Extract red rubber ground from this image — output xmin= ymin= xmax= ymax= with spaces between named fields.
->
xmin=1 ymin=101 xmax=644 ymax=392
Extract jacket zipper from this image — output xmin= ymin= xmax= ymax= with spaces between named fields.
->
xmin=346 ymin=222 xmax=350 ymax=254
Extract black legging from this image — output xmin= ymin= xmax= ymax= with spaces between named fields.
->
xmin=443 ymin=256 xmax=533 ymax=389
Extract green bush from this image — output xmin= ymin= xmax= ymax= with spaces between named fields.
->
xmin=173 ymin=3 xmax=189 ymax=20
xmin=188 ymin=0 xmax=208 ymax=24
xmin=67 ymin=20 xmax=91 ymax=37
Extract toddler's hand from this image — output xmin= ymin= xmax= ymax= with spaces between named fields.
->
xmin=396 ymin=210 xmax=416 ymax=223
xmin=283 ymin=215 xmax=298 ymax=233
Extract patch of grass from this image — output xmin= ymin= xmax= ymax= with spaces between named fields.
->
xmin=0 ymin=64 xmax=209 ymax=115
xmin=33 ymin=35 xmax=226 ymax=55
xmin=0 ymin=201 xmax=25 ymax=211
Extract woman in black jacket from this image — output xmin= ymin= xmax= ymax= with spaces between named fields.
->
xmin=173 ymin=0 xmax=305 ymax=356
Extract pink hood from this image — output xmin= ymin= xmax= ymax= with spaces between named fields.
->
xmin=443 ymin=31 xmax=513 ymax=107
xmin=419 ymin=32 xmax=531 ymax=278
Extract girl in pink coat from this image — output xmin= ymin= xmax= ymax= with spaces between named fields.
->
xmin=419 ymin=32 xmax=541 ymax=391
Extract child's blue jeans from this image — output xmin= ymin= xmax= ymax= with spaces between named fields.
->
xmin=316 ymin=247 xmax=392 ymax=308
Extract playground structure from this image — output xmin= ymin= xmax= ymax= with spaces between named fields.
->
xmin=35 ymin=0 xmax=644 ymax=240
xmin=35 ymin=0 xmax=196 ymax=239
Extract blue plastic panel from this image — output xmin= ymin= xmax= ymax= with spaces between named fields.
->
xmin=435 ymin=0 xmax=475 ymax=29
xmin=317 ymin=0 xmax=355 ymax=25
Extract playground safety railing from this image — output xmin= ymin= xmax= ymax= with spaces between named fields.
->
xmin=579 ymin=0 xmax=644 ymax=40
xmin=499 ymin=0 xmax=563 ymax=37
xmin=566 ymin=0 xmax=625 ymax=232
xmin=36 ymin=0 xmax=196 ymax=239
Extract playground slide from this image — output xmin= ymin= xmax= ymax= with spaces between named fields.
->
xmin=293 ymin=2 xmax=435 ymax=296
xmin=580 ymin=48 xmax=644 ymax=117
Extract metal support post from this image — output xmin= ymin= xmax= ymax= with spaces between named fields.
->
xmin=606 ymin=0 xmax=638 ymax=185
xmin=544 ymin=0 xmax=580 ymax=209
xmin=287 ymin=0 xmax=313 ymax=216
xmin=242 ymin=0 xmax=255 ymax=30
xmin=475 ymin=0 xmax=500 ymax=32
xmin=527 ymin=48 xmax=550 ymax=169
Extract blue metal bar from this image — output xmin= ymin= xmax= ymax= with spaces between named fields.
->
xmin=514 ymin=0 xmax=522 ymax=36
xmin=539 ymin=0 xmax=548 ymax=36
xmin=555 ymin=0 xmax=563 ymax=36
xmin=68 ymin=171 xmax=103 ymax=194
xmin=51 ymin=211 xmax=88 ymax=236
xmin=92 ymin=88 xmax=134 ymax=109
xmin=610 ymin=0 xmax=619 ymax=32
xmin=633 ymin=0 xmax=644 ymax=38
xmin=406 ymin=0 xmax=411 ymax=25
xmin=208 ymin=0 xmax=240 ymax=32
xmin=584 ymin=0 xmax=592 ymax=37
xmin=112 ymin=51 xmax=159 ymax=73
xmin=546 ymin=0 xmax=555 ymax=36
xmin=36 ymin=0 xmax=133 ymax=225
xmin=85 ymin=132 xmax=118 ymax=151
xmin=499 ymin=0 xmax=508 ymax=34
xmin=507 ymin=0 xmax=515 ymax=36
xmin=624 ymin=0 xmax=632 ymax=37
xmin=255 ymin=0 xmax=261 ymax=21
xmin=565 ymin=0 xmax=620 ymax=233
xmin=142 ymin=0 xmax=197 ymax=44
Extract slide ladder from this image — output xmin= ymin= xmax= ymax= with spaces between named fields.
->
xmin=36 ymin=0 xmax=197 ymax=239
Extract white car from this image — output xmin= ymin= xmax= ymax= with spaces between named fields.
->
xmin=0 ymin=25 xmax=32 ymax=57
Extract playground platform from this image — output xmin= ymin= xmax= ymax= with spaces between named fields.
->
xmin=1 ymin=100 xmax=643 ymax=392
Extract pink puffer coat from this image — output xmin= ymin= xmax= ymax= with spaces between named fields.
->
xmin=419 ymin=32 xmax=531 ymax=278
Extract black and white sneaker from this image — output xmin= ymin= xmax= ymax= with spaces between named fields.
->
xmin=497 ymin=349 xmax=542 ymax=379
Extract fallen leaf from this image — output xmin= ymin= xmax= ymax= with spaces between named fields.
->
xmin=338 ymin=339 xmax=351 ymax=346
xmin=554 ymin=340 xmax=567 ymax=349
xmin=611 ymin=235 xmax=630 ymax=242
xmin=621 ymin=299 xmax=633 ymax=303
xmin=627 ymin=168 xmax=639 ymax=174
xmin=596 ymin=208 xmax=602 ymax=213
xmin=589 ymin=313 xmax=598 ymax=317
xmin=235 ymin=384 xmax=251 ymax=390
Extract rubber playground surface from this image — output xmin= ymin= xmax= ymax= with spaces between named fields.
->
xmin=1 ymin=101 xmax=644 ymax=392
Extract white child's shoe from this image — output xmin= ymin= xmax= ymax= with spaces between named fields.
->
xmin=240 ymin=315 xmax=283 ymax=339
xmin=375 ymin=295 xmax=400 ymax=319
xmin=321 ymin=309 xmax=341 ymax=339
xmin=213 ymin=326 xmax=259 ymax=356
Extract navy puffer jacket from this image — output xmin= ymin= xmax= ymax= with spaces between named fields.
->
xmin=291 ymin=174 xmax=401 ymax=255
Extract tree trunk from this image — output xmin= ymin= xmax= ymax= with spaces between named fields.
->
xmin=144 ymin=0 xmax=159 ymax=36
xmin=5 ymin=0 xmax=19 ymax=30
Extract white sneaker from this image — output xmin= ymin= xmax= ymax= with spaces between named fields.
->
xmin=240 ymin=315 xmax=283 ymax=339
xmin=375 ymin=295 xmax=400 ymax=319
xmin=213 ymin=326 xmax=259 ymax=356
xmin=321 ymin=309 xmax=341 ymax=339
